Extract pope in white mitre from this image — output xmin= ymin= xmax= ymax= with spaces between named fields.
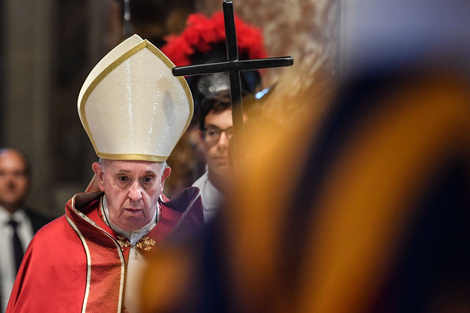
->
xmin=6 ymin=35 xmax=204 ymax=313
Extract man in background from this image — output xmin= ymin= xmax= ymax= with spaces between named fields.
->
xmin=192 ymin=90 xmax=234 ymax=223
xmin=0 ymin=148 xmax=51 ymax=312
xmin=161 ymin=11 xmax=266 ymax=199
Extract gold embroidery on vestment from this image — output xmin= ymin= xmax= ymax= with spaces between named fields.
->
xmin=117 ymin=236 xmax=156 ymax=252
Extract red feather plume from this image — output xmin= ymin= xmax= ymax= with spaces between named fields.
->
xmin=161 ymin=11 xmax=268 ymax=67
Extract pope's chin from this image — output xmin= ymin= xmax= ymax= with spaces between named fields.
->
xmin=119 ymin=210 xmax=147 ymax=231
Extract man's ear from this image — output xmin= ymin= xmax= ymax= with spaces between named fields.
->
xmin=162 ymin=166 xmax=171 ymax=181
xmin=91 ymin=162 xmax=105 ymax=192
xmin=160 ymin=166 xmax=172 ymax=193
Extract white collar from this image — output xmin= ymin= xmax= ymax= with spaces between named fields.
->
xmin=0 ymin=205 xmax=27 ymax=224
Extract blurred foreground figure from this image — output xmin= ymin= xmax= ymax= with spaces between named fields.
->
xmin=140 ymin=1 xmax=470 ymax=313
xmin=141 ymin=64 xmax=470 ymax=313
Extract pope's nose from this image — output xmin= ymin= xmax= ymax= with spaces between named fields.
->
xmin=128 ymin=183 xmax=143 ymax=201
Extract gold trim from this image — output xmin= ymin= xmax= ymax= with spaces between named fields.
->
xmin=69 ymin=195 xmax=126 ymax=313
xmin=117 ymin=249 xmax=125 ymax=313
xmin=144 ymin=40 xmax=194 ymax=142
xmin=66 ymin=215 xmax=91 ymax=313
xmin=98 ymin=152 xmax=169 ymax=162
xmin=79 ymin=41 xmax=148 ymax=154
xmin=78 ymin=38 xmax=193 ymax=160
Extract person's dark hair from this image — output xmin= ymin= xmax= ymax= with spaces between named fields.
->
xmin=198 ymin=89 xmax=232 ymax=131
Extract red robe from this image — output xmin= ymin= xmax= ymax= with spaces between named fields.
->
xmin=6 ymin=187 xmax=203 ymax=313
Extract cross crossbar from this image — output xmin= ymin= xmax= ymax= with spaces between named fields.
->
xmin=172 ymin=1 xmax=294 ymax=162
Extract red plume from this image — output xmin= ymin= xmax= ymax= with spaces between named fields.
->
xmin=161 ymin=12 xmax=268 ymax=66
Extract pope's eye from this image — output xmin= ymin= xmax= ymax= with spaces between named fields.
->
xmin=117 ymin=176 xmax=129 ymax=182
xmin=142 ymin=176 xmax=154 ymax=183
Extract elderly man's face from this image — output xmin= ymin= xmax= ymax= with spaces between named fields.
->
xmin=92 ymin=159 xmax=171 ymax=231
xmin=0 ymin=149 xmax=29 ymax=213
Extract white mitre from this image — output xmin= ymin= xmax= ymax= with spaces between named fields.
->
xmin=77 ymin=34 xmax=193 ymax=162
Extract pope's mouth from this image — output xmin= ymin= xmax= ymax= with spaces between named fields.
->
xmin=124 ymin=208 xmax=143 ymax=213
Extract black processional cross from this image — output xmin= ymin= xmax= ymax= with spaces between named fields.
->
xmin=172 ymin=1 xmax=294 ymax=160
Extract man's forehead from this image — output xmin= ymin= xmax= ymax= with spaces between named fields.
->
xmin=0 ymin=152 xmax=27 ymax=168
xmin=205 ymin=109 xmax=234 ymax=128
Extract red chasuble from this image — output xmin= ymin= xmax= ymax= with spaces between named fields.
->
xmin=6 ymin=187 xmax=203 ymax=313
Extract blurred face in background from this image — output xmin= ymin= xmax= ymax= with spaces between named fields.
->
xmin=0 ymin=149 xmax=30 ymax=213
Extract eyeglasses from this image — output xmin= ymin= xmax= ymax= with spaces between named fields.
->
xmin=202 ymin=126 xmax=234 ymax=143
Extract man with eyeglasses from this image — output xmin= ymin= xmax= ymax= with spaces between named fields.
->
xmin=193 ymin=90 xmax=237 ymax=223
